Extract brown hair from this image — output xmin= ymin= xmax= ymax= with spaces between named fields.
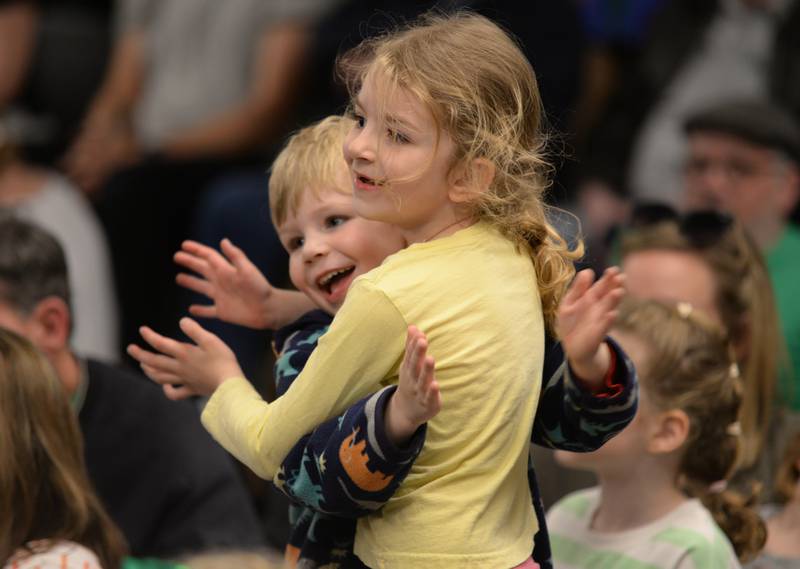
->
xmin=269 ymin=115 xmax=354 ymax=228
xmin=773 ymin=432 xmax=800 ymax=504
xmin=621 ymin=220 xmax=784 ymax=469
xmin=0 ymin=329 xmax=126 ymax=568
xmin=615 ymin=299 xmax=766 ymax=562
xmin=338 ymin=11 xmax=581 ymax=332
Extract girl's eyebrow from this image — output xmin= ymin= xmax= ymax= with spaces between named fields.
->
xmin=354 ymin=95 xmax=420 ymax=134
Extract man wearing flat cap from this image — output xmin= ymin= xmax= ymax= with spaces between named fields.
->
xmin=683 ymin=97 xmax=800 ymax=410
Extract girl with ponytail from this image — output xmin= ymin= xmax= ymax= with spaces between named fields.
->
xmin=548 ymin=299 xmax=766 ymax=568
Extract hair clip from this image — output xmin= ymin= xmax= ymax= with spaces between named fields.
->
xmin=676 ymin=302 xmax=693 ymax=319
xmin=708 ymin=479 xmax=728 ymax=494
xmin=726 ymin=421 xmax=742 ymax=436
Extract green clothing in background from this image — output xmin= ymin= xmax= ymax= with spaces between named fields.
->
xmin=122 ymin=558 xmax=187 ymax=569
xmin=767 ymin=224 xmax=800 ymax=411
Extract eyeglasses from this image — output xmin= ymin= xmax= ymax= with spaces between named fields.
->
xmin=628 ymin=202 xmax=734 ymax=249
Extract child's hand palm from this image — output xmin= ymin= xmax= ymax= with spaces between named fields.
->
xmin=127 ymin=317 xmax=244 ymax=399
xmin=395 ymin=326 xmax=441 ymax=430
xmin=557 ymin=268 xmax=625 ymax=366
xmin=175 ymin=239 xmax=273 ymax=329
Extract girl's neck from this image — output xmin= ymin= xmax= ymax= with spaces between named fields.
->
xmin=592 ymin=463 xmax=686 ymax=532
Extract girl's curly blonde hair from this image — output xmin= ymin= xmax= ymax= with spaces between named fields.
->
xmin=338 ymin=11 xmax=582 ymax=332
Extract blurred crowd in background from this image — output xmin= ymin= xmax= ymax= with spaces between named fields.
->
xmin=1 ymin=0 xmax=800 ymax=567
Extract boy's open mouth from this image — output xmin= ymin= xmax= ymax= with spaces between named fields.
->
xmin=317 ymin=266 xmax=356 ymax=294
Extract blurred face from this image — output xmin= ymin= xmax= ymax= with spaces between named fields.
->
xmin=277 ymin=186 xmax=406 ymax=315
xmin=343 ymin=72 xmax=460 ymax=244
xmin=556 ymin=330 xmax=655 ymax=475
xmin=684 ymin=132 xmax=799 ymax=246
xmin=622 ymin=249 xmax=723 ymax=327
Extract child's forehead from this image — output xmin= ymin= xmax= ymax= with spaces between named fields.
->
xmin=278 ymin=185 xmax=353 ymax=228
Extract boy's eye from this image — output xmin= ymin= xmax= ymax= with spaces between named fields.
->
xmin=326 ymin=216 xmax=348 ymax=228
xmin=287 ymin=236 xmax=304 ymax=251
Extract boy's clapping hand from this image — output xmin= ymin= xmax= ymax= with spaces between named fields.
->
xmin=127 ymin=317 xmax=244 ymax=400
xmin=556 ymin=267 xmax=626 ymax=390
xmin=175 ymin=239 xmax=313 ymax=331
xmin=385 ymin=325 xmax=442 ymax=446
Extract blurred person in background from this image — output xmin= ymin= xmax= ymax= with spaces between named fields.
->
xmin=0 ymin=327 xmax=127 ymax=569
xmin=0 ymin=125 xmax=118 ymax=362
xmin=0 ymin=0 xmax=111 ymax=165
xmin=575 ymin=0 xmax=800 ymax=251
xmin=62 ymin=0 xmax=334 ymax=358
xmin=0 ymin=216 xmax=266 ymax=559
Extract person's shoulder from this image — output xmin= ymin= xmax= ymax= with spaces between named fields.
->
xmin=83 ymin=358 xmax=202 ymax=433
xmin=547 ymin=487 xmax=600 ymax=522
xmin=653 ymin=499 xmax=739 ymax=567
xmin=6 ymin=541 xmax=102 ymax=569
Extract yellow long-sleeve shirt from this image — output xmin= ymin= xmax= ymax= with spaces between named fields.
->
xmin=202 ymin=222 xmax=544 ymax=568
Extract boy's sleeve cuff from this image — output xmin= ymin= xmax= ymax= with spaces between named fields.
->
xmin=369 ymin=385 xmax=426 ymax=463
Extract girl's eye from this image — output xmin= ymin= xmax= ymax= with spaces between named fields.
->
xmin=326 ymin=216 xmax=348 ymax=228
xmin=354 ymin=113 xmax=365 ymax=128
xmin=388 ymin=128 xmax=409 ymax=144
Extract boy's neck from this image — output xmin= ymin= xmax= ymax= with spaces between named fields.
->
xmin=592 ymin=459 xmax=686 ymax=532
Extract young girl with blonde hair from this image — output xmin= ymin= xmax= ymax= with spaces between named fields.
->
xmin=130 ymin=12 xmax=596 ymax=568
xmin=548 ymin=299 xmax=766 ymax=568
xmin=0 ymin=329 xmax=126 ymax=569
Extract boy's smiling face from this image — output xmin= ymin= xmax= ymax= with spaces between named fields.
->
xmin=277 ymin=185 xmax=406 ymax=315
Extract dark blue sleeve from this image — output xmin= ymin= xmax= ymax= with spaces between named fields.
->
xmin=532 ymin=335 xmax=638 ymax=451
xmin=275 ymin=385 xmax=425 ymax=518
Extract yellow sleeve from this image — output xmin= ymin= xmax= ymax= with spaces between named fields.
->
xmin=201 ymin=279 xmax=407 ymax=478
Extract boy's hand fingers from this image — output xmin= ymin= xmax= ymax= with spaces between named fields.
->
xmin=591 ymin=266 xmax=622 ymax=300
xmin=563 ymin=269 xmax=594 ymax=307
xmin=163 ymin=383 xmax=194 ymax=401
xmin=139 ymin=326 xmax=186 ymax=358
xmin=126 ymin=344 xmax=180 ymax=376
xmin=221 ymin=238 xmax=251 ymax=270
xmin=188 ymin=304 xmax=218 ymax=319
xmin=176 ymin=273 xmax=214 ymax=297
xmin=141 ymin=362 xmax=181 ymax=383
xmin=179 ymin=317 xmax=220 ymax=349
xmin=174 ymin=250 xmax=210 ymax=276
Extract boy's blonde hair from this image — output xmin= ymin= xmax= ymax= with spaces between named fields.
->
xmin=621 ymin=220 xmax=784 ymax=470
xmin=269 ymin=115 xmax=354 ymax=228
xmin=338 ymin=11 xmax=581 ymax=332
xmin=615 ymin=299 xmax=766 ymax=563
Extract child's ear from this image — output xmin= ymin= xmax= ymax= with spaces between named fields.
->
xmin=448 ymin=158 xmax=495 ymax=204
xmin=647 ymin=409 xmax=690 ymax=455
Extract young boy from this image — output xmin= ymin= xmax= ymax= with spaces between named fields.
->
xmin=165 ymin=116 xmax=638 ymax=568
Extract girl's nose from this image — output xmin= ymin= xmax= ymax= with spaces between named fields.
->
xmin=344 ymin=124 xmax=376 ymax=164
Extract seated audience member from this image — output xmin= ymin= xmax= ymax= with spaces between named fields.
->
xmin=0 ymin=217 xmax=265 ymax=558
xmin=622 ymin=210 xmax=785 ymax=489
xmin=0 ymin=128 xmax=118 ymax=362
xmin=548 ymin=299 xmax=766 ymax=568
xmin=0 ymin=327 xmax=127 ymax=569
xmin=746 ymin=432 xmax=800 ymax=568
xmin=683 ymin=99 xmax=800 ymax=409
xmin=62 ymin=0 xmax=333 ymax=356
